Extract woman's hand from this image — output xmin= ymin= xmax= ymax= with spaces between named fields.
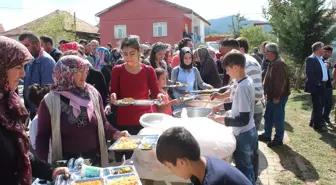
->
xmin=104 ymin=105 xmax=112 ymax=114
xmin=157 ymin=93 xmax=165 ymax=101
xmin=52 ymin=167 xmax=70 ymax=180
xmin=110 ymin=93 xmax=117 ymax=105
xmin=113 ymin=130 xmax=130 ymax=140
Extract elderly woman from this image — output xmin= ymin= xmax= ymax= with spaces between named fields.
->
xmin=0 ymin=36 xmax=68 ymax=185
xmin=110 ymin=35 xmax=163 ymax=135
xmin=36 ymin=55 xmax=129 ymax=167
xmin=194 ymin=47 xmax=222 ymax=88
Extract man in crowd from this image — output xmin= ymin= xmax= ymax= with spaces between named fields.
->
xmin=259 ymin=43 xmax=290 ymax=147
xmin=40 ymin=36 xmax=62 ymax=62
xmin=322 ymin=45 xmax=333 ymax=125
xmin=261 ymin=41 xmax=270 ymax=82
xmin=305 ymin=42 xmax=328 ymax=132
xmin=80 ymin=39 xmax=95 ymax=66
xmin=19 ymin=32 xmax=56 ymax=120
xmin=218 ymin=38 xmax=238 ymax=86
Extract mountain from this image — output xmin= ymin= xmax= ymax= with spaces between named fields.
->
xmin=205 ymin=15 xmax=272 ymax=35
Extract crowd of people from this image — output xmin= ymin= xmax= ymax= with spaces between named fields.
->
xmin=0 ymin=30 xmax=334 ymax=185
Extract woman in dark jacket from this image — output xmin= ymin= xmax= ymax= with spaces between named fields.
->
xmin=194 ymin=47 xmax=222 ymax=88
xmin=0 ymin=36 xmax=68 ymax=185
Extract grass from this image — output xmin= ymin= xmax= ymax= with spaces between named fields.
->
xmin=274 ymin=91 xmax=336 ymax=185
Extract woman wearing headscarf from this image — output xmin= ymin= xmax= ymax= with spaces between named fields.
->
xmin=194 ymin=47 xmax=222 ymax=88
xmin=171 ymin=47 xmax=213 ymax=109
xmin=0 ymin=36 xmax=68 ymax=185
xmin=94 ymin=46 xmax=110 ymax=71
xmin=36 ymin=55 xmax=129 ymax=167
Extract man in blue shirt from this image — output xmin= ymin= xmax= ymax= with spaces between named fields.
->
xmin=156 ymin=127 xmax=252 ymax=185
xmin=19 ymin=32 xmax=56 ymax=120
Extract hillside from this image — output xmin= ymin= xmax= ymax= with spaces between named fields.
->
xmin=205 ymin=15 xmax=272 ymax=35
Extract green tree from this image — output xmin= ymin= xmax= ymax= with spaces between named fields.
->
xmin=229 ymin=13 xmax=248 ymax=38
xmin=30 ymin=11 xmax=78 ymax=45
xmin=263 ymin=0 xmax=336 ymax=90
xmin=240 ymin=26 xmax=276 ymax=50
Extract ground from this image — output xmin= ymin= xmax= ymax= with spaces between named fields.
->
xmin=256 ymin=92 xmax=336 ymax=185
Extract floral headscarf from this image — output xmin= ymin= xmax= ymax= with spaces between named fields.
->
xmin=51 ymin=55 xmax=96 ymax=121
xmin=94 ymin=47 xmax=110 ymax=70
xmin=0 ymin=36 xmax=33 ymax=185
xmin=51 ymin=55 xmax=89 ymax=99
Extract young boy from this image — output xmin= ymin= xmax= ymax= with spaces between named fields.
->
xmin=153 ymin=68 xmax=181 ymax=115
xmin=211 ymin=49 xmax=257 ymax=184
xmin=156 ymin=126 xmax=252 ymax=185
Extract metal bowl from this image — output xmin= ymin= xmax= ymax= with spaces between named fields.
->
xmin=184 ymin=100 xmax=222 ymax=109
xmin=173 ymin=107 xmax=212 ymax=118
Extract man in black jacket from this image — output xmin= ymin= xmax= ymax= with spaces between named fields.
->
xmin=322 ymin=45 xmax=333 ymax=125
xmin=305 ymin=42 xmax=328 ymax=132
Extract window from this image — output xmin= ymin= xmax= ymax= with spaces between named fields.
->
xmin=153 ymin=22 xmax=167 ymax=37
xmin=114 ymin=25 xmax=127 ymax=39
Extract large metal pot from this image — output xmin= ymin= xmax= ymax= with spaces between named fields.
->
xmin=184 ymin=100 xmax=222 ymax=109
xmin=173 ymin=107 xmax=212 ymax=118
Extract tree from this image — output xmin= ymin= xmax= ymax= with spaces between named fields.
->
xmin=30 ymin=11 xmax=78 ymax=45
xmin=229 ymin=13 xmax=248 ymax=38
xmin=263 ymin=0 xmax=336 ymax=90
xmin=240 ymin=26 xmax=276 ymax=50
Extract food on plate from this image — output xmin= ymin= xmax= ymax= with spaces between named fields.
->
xmin=112 ymin=142 xmax=138 ymax=149
xmin=112 ymin=167 xmax=133 ymax=175
xmin=72 ymin=179 xmax=103 ymax=185
xmin=120 ymin=167 xmax=133 ymax=174
xmin=119 ymin=137 xmax=141 ymax=143
xmin=120 ymin=98 xmax=135 ymax=103
xmin=107 ymin=176 xmax=139 ymax=185
xmin=141 ymin=143 xmax=153 ymax=149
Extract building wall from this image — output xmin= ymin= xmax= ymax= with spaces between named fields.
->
xmin=99 ymin=0 xmax=188 ymax=46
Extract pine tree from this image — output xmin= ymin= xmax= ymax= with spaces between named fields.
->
xmin=264 ymin=0 xmax=336 ymax=89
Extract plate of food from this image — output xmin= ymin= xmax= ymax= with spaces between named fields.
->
xmin=180 ymin=95 xmax=199 ymax=102
xmin=102 ymin=166 xmax=135 ymax=177
xmin=139 ymin=135 xmax=159 ymax=150
xmin=190 ymin=89 xmax=219 ymax=94
xmin=106 ymin=174 xmax=141 ymax=185
xmin=116 ymin=98 xmax=135 ymax=106
xmin=71 ymin=178 xmax=104 ymax=185
xmin=164 ymin=83 xmax=188 ymax=88
xmin=133 ymin=100 xmax=155 ymax=106
xmin=109 ymin=136 xmax=143 ymax=151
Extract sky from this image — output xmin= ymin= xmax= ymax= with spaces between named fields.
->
xmin=0 ymin=0 xmax=270 ymax=31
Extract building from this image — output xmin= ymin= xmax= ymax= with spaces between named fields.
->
xmin=1 ymin=10 xmax=99 ymax=43
xmin=96 ymin=0 xmax=211 ymax=46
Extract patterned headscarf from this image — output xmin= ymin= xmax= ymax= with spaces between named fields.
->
xmin=0 ymin=36 xmax=33 ymax=185
xmin=94 ymin=47 xmax=110 ymax=70
xmin=51 ymin=55 xmax=90 ymax=99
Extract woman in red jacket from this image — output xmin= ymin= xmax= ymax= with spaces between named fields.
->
xmin=110 ymin=35 xmax=163 ymax=135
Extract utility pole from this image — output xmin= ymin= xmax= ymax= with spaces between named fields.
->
xmin=73 ymin=12 xmax=77 ymax=36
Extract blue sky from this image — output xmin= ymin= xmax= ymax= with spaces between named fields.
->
xmin=1 ymin=0 xmax=271 ymax=31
